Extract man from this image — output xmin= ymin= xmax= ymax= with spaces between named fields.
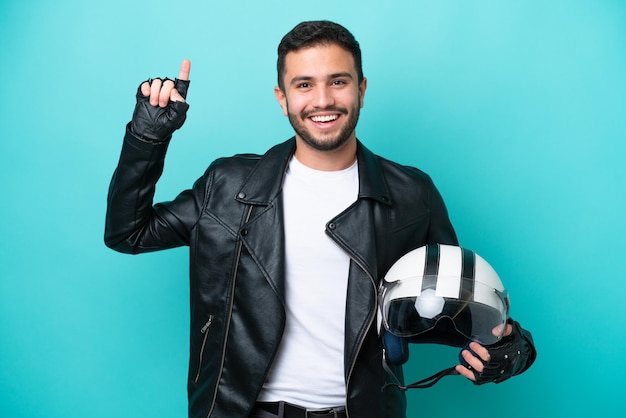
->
xmin=105 ymin=20 xmax=535 ymax=418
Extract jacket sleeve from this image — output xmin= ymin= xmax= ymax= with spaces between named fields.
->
xmin=426 ymin=177 xmax=459 ymax=246
xmin=104 ymin=124 xmax=206 ymax=254
xmin=505 ymin=319 xmax=537 ymax=378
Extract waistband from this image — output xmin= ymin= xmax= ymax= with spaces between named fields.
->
xmin=254 ymin=401 xmax=347 ymax=418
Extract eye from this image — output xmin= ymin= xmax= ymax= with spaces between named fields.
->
xmin=297 ymin=82 xmax=311 ymax=89
xmin=331 ymin=79 xmax=347 ymax=86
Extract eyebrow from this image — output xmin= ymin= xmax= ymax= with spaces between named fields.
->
xmin=289 ymin=72 xmax=355 ymax=86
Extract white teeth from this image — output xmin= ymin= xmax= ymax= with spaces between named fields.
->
xmin=311 ymin=114 xmax=338 ymax=122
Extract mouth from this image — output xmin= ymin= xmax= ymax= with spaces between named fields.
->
xmin=310 ymin=114 xmax=339 ymax=123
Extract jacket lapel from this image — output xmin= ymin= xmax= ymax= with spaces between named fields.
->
xmin=325 ymin=142 xmax=393 ymax=370
xmin=327 ymin=141 xmax=392 ymax=281
xmin=234 ymin=138 xmax=392 ymax=313
xmin=235 ymin=138 xmax=295 ymax=304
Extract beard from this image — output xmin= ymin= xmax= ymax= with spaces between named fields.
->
xmin=287 ymin=103 xmax=361 ymax=152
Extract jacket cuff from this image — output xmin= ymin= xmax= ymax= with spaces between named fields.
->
xmin=124 ymin=122 xmax=172 ymax=151
xmin=508 ymin=318 xmax=537 ymax=377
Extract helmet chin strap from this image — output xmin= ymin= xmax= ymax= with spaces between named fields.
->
xmin=381 ymin=330 xmax=461 ymax=391
xmin=382 ymin=319 xmax=529 ymax=390
xmin=381 ymin=349 xmax=459 ymax=391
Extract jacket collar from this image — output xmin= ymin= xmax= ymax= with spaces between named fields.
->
xmin=236 ymin=137 xmax=392 ymax=206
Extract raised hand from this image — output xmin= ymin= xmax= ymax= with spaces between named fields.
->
xmin=130 ymin=59 xmax=191 ymax=142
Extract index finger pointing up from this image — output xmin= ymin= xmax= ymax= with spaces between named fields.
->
xmin=179 ymin=59 xmax=191 ymax=81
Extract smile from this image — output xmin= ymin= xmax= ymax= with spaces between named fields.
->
xmin=310 ymin=114 xmax=339 ymax=123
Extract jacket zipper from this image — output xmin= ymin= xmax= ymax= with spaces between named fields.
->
xmin=207 ymin=205 xmax=253 ymax=417
xmin=194 ymin=314 xmax=214 ymax=383
xmin=344 ymin=256 xmax=378 ymax=418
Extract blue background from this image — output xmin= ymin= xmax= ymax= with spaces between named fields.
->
xmin=1 ymin=1 xmax=625 ymax=417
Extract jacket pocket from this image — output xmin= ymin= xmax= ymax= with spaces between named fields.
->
xmin=194 ymin=314 xmax=214 ymax=384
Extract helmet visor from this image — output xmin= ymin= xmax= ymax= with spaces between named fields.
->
xmin=380 ymin=276 xmax=509 ymax=345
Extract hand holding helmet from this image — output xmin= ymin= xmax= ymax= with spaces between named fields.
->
xmin=378 ymin=244 xmax=536 ymax=389
xmin=457 ymin=319 xmax=534 ymax=385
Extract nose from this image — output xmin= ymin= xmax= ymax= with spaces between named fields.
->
xmin=312 ymin=85 xmax=335 ymax=108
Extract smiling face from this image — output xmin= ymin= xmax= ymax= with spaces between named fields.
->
xmin=275 ymin=43 xmax=367 ymax=169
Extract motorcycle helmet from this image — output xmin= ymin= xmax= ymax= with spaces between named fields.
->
xmin=379 ymin=244 xmax=510 ymax=367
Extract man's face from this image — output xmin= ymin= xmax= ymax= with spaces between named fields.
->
xmin=275 ymin=44 xmax=367 ymax=153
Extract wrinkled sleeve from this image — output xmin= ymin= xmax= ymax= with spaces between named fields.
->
xmin=507 ymin=319 xmax=537 ymax=377
xmin=426 ymin=177 xmax=459 ymax=246
xmin=104 ymin=124 xmax=207 ymax=254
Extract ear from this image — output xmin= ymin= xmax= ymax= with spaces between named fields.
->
xmin=274 ymin=86 xmax=288 ymax=116
xmin=358 ymin=77 xmax=368 ymax=109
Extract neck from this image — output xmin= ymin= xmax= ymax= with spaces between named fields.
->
xmin=294 ymin=137 xmax=358 ymax=171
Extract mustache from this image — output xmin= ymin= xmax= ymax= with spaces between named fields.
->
xmin=301 ymin=106 xmax=348 ymax=118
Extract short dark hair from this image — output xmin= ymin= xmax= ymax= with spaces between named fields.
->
xmin=277 ymin=20 xmax=363 ymax=90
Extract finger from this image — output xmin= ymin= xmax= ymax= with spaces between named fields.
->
xmin=491 ymin=323 xmax=513 ymax=337
xmin=174 ymin=78 xmax=190 ymax=99
xmin=140 ymin=81 xmax=151 ymax=97
xmin=461 ymin=348 xmax=486 ymax=372
xmin=492 ymin=323 xmax=505 ymax=336
xmin=461 ymin=349 xmax=483 ymax=372
xmin=150 ymin=78 xmax=163 ymax=106
xmin=170 ymin=88 xmax=186 ymax=103
xmin=469 ymin=341 xmax=491 ymax=362
xmin=160 ymin=79 xmax=175 ymax=107
xmin=178 ymin=59 xmax=191 ymax=81
xmin=455 ymin=365 xmax=476 ymax=381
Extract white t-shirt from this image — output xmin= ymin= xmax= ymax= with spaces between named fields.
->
xmin=257 ymin=155 xmax=359 ymax=408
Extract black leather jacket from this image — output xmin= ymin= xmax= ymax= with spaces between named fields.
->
xmin=105 ymin=128 xmax=458 ymax=417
